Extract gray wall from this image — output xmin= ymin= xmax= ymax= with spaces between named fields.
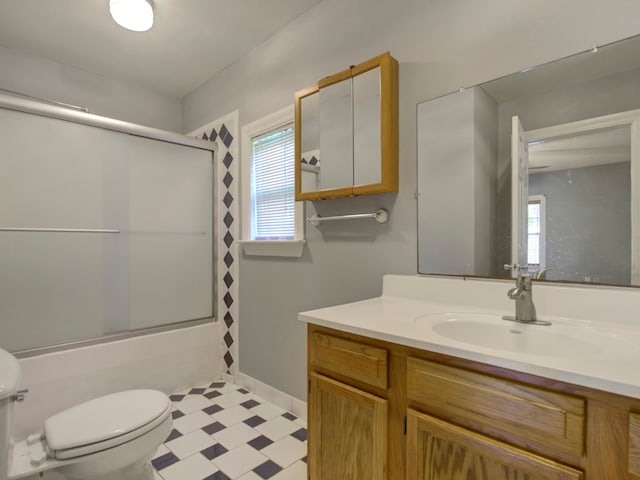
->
xmin=181 ymin=0 xmax=640 ymax=401
xmin=529 ymin=162 xmax=631 ymax=285
xmin=0 ymin=46 xmax=182 ymax=131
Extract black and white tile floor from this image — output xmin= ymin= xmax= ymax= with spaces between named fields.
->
xmin=152 ymin=381 xmax=307 ymax=480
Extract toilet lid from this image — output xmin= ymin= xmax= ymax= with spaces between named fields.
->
xmin=44 ymin=389 xmax=171 ymax=453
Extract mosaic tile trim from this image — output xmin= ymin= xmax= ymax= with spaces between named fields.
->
xmin=153 ymin=381 xmax=307 ymax=480
xmin=300 ymin=149 xmax=320 ymax=167
xmin=189 ymin=111 xmax=240 ymax=376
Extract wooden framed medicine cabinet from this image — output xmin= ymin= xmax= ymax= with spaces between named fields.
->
xmin=295 ymin=52 xmax=399 ymax=201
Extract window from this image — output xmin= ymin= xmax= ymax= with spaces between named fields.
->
xmin=240 ymin=106 xmax=305 ymax=257
xmin=527 ymin=195 xmax=546 ymax=268
xmin=251 ymin=125 xmax=295 ymax=239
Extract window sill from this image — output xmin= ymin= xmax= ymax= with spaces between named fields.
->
xmin=238 ymin=240 xmax=306 ymax=258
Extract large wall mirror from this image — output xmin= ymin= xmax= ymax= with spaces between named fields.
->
xmin=418 ymin=34 xmax=640 ymax=287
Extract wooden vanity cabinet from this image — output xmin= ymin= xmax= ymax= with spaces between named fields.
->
xmin=307 ymin=324 xmax=640 ymax=480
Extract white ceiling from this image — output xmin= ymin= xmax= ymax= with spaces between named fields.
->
xmin=529 ymin=126 xmax=631 ymax=172
xmin=0 ymin=0 xmax=323 ymax=99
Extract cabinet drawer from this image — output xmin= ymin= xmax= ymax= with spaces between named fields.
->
xmin=407 ymin=409 xmax=583 ymax=480
xmin=631 ymin=413 xmax=640 ymax=479
xmin=310 ymin=331 xmax=388 ymax=389
xmin=407 ymin=357 xmax=585 ymax=458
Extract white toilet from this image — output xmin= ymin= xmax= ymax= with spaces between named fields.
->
xmin=0 ymin=348 xmax=172 ymax=480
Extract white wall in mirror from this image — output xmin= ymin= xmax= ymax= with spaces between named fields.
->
xmin=418 ymin=86 xmax=497 ymax=276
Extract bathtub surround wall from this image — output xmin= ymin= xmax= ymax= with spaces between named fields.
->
xmin=182 ymin=0 xmax=640 ymax=402
xmin=189 ymin=111 xmax=240 ymax=376
xmin=13 ymin=323 xmax=220 ymax=440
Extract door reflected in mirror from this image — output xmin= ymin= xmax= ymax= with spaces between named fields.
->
xmin=417 ymin=34 xmax=640 ymax=287
xmin=519 ymin=115 xmax=635 ymax=285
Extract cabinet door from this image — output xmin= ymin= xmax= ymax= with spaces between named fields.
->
xmin=353 ymin=66 xmax=381 ymax=186
xmin=309 ymin=372 xmax=387 ymax=480
xmin=631 ymin=413 xmax=640 ymax=479
xmin=407 ymin=409 xmax=582 ymax=480
xmin=319 ymin=77 xmax=354 ymax=191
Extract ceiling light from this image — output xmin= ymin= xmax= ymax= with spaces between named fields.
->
xmin=109 ymin=0 xmax=154 ymax=32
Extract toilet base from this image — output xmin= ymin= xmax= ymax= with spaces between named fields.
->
xmin=16 ymin=461 xmax=155 ymax=480
xmin=9 ymin=415 xmax=171 ymax=480
xmin=58 ymin=460 xmax=155 ymax=480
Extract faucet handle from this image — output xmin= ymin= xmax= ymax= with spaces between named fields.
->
xmin=531 ymin=268 xmax=551 ymax=280
xmin=504 ymin=264 xmax=528 ymax=274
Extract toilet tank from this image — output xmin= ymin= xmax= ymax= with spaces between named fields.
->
xmin=0 ymin=349 xmax=21 ymax=480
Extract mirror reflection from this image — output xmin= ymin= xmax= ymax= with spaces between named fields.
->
xmin=353 ymin=67 xmax=381 ymax=186
xmin=417 ymin=34 xmax=640 ymax=287
xmin=300 ymin=89 xmax=320 ymax=193
xmin=319 ymin=78 xmax=353 ymax=190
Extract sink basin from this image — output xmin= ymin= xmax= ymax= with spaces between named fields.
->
xmin=414 ymin=312 xmax=600 ymax=357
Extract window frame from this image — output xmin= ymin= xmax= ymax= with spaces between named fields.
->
xmin=239 ymin=106 xmax=305 ymax=257
xmin=527 ymin=194 xmax=546 ymax=269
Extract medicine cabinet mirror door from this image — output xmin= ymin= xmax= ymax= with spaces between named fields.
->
xmin=318 ymin=70 xmax=354 ymax=194
xmin=295 ymin=52 xmax=398 ymax=201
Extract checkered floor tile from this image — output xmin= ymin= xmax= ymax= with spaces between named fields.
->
xmin=152 ymin=381 xmax=307 ymax=480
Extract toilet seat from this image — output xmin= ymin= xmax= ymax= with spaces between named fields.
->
xmin=43 ymin=390 xmax=171 ymax=460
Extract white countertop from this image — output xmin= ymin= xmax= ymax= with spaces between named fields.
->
xmin=299 ymin=275 xmax=640 ymax=399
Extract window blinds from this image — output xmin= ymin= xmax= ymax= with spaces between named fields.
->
xmin=251 ymin=125 xmax=295 ymax=240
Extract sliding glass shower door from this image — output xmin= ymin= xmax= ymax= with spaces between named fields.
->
xmin=0 ymin=108 xmax=213 ymax=352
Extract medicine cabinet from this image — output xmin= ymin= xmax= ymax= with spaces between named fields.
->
xmin=295 ymin=52 xmax=398 ymax=201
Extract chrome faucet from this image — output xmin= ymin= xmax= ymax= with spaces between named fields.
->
xmin=503 ymin=273 xmax=551 ymax=326
xmin=508 ymin=274 xmax=536 ymax=321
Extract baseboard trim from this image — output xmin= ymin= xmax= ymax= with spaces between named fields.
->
xmin=225 ymin=372 xmax=307 ymax=422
